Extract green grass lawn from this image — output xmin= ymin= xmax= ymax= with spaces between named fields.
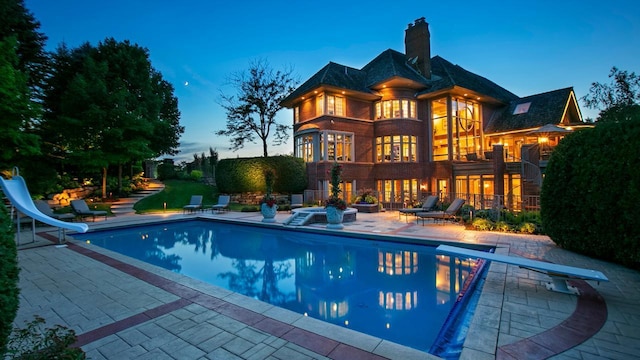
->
xmin=133 ymin=179 xmax=218 ymax=213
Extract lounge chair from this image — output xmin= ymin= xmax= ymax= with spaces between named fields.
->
xmin=210 ymin=195 xmax=229 ymax=213
xmin=183 ymin=195 xmax=203 ymax=214
xmin=290 ymin=194 xmax=303 ymax=211
xmin=416 ymin=198 xmax=465 ymax=225
xmin=35 ymin=200 xmax=75 ymax=222
xmin=398 ymin=195 xmax=439 ymax=222
xmin=70 ymin=199 xmax=108 ymax=222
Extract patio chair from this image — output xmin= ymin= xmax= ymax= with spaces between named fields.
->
xmin=416 ymin=198 xmax=465 ymax=225
xmin=35 ymin=200 xmax=75 ymax=222
xmin=210 ymin=195 xmax=230 ymax=213
xmin=183 ymin=195 xmax=203 ymax=214
xmin=290 ymin=194 xmax=303 ymax=211
xmin=398 ymin=195 xmax=439 ymax=222
xmin=70 ymin=199 xmax=108 ymax=222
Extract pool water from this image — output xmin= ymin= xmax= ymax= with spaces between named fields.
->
xmin=78 ymin=220 xmax=486 ymax=355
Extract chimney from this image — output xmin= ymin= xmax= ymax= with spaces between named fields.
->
xmin=405 ymin=17 xmax=431 ymax=79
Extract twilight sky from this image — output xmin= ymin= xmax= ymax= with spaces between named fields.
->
xmin=25 ymin=0 xmax=639 ymax=162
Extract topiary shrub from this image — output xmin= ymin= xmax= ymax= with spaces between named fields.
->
xmin=0 ymin=205 xmax=19 ymax=354
xmin=216 ymin=156 xmax=307 ymax=194
xmin=541 ymin=116 xmax=640 ymax=268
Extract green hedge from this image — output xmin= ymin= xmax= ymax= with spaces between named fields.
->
xmin=0 ymin=205 xmax=20 ymax=354
xmin=541 ymin=116 xmax=640 ymax=268
xmin=216 ymin=156 xmax=307 ymax=194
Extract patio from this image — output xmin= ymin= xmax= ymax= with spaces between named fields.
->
xmin=12 ymin=210 xmax=640 ymax=359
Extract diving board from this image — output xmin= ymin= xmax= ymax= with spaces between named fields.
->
xmin=1 ymin=170 xmax=88 ymax=243
xmin=436 ymin=244 xmax=608 ymax=294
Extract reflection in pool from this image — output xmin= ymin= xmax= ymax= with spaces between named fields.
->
xmin=78 ymin=220 xmax=486 ymax=356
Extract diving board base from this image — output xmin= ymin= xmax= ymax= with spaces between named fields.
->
xmin=546 ymin=277 xmax=579 ymax=295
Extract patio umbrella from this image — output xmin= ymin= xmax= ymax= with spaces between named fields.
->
xmin=526 ymin=124 xmax=572 ymax=136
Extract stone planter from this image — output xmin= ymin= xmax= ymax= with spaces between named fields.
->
xmin=352 ymin=203 xmax=379 ymax=213
xmin=261 ymin=203 xmax=278 ymax=223
xmin=325 ymin=205 xmax=344 ymax=229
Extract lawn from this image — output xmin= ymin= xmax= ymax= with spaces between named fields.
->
xmin=133 ymin=180 xmax=218 ymax=213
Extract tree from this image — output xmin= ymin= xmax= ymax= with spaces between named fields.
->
xmin=0 ymin=0 xmax=47 ymax=170
xmin=582 ymin=67 xmax=640 ymax=122
xmin=0 ymin=0 xmax=48 ymax=97
xmin=217 ymin=59 xmax=298 ymax=157
xmin=41 ymin=39 xmax=183 ymax=198
xmin=0 ymin=37 xmax=40 ymax=169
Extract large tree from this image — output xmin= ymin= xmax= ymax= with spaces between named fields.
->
xmin=217 ymin=59 xmax=298 ymax=157
xmin=0 ymin=0 xmax=47 ymax=170
xmin=42 ymin=39 xmax=183 ymax=198
xmin=581 ymin=66 xmax=640 ymax=122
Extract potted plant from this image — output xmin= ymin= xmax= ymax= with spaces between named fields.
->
xmin=261 ymin=169 xmax=278 ymax=223
xmin=351 ymin=188 xmax=379 ymax=213
xmin=324 ymin=162 xmax=347 ymax=229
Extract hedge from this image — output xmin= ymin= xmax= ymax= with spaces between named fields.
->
xmin=0 ymin=205 xmax=20 ymax=354
xmin=216 ymin=156 xmax=307 ymax=194
xmin=541 ymin=116 xmax=640 ymax=268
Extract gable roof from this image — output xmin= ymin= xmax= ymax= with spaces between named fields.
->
xmin=484 ymin=87 xmax=576 ymax=133
xmin=423 ymin=56 xmax=519 ymax=103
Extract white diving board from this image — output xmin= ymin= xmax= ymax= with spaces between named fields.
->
xmin=436 ymin=244 xmax=608 ymax=295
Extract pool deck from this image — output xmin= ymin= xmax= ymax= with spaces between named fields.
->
xmin=12 ymin=209 xmax=640 ymax=359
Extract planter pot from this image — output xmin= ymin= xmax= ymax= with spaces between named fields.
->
xmin=261 ymin=203 xmax=278 ymax=223
xmin=325 ymin=205 xmax=344 ymax=229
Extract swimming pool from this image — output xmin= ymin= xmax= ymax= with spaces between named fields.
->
xmin=77 ymin=219 xmax=488 ymax=356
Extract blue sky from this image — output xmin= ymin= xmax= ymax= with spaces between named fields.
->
xmin=25 ymin=0 xmax=639 ymax=162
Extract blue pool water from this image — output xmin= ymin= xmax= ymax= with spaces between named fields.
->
xmin=77 ymin=219 xmax=487 ymax=356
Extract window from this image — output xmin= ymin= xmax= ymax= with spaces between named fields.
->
xmin=513 ymin=102 xmax=531 ymax=115
xmin=432 ymin=98 xmax=448 ymax=161
xmin=316 ymin=94 xmax=324 ymax=116
xmin=320 ymin=131 xmax=353 ymax=162
xmin=316 ymin=93 xmax=344 ymax=116
xmin=453 ymin=98 xmax=481 ymax=160
xmin=294 ymin=107 xmax=300 ymax=123
xmin=377 ymin=179 xmax=420 ymax=205
xmin=375 ymin=99 xmax=416 ymax=119
xmin=376 ymin=135 xmax=417 ymax=162
xmin=295 ymin=134 xmax=314 ymax=162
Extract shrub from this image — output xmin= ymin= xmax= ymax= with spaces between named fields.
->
xmin=190 ymin=170 xmax=203 ymax=182
xmin=216 ymin=156 xmax=307 ymax=194
xmin=541 ymin=115 xmax=640 ymax=268
xmin=494 ymin=221 xmax=512 ymax=232
xmin=519 ymin=222 xmax=537 ymax=234
xmin=0 ymin=206 xmax=19 ymax=355
xmin=5 ymin=316 xmax=85 ymax=359
xmin=472 ymin=218 xmax=494 ymax=231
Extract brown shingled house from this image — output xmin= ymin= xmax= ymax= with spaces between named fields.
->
xmin=281 ymin=17 xmax=588 ymax=211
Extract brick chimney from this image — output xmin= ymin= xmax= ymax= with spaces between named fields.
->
xmin=405 ymin=17 xmax=431 ymax=79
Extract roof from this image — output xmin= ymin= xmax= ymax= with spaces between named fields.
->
xmin=281 ymin=62 xmax=370 ymax=106
xmin=422 ymin=56 xmax=518 ymax=103
xmin=484 ymin=87 xmax=576 ymax=133
xmin=361 ymin=49 xmax=428 ymax=87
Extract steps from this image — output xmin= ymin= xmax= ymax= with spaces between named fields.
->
xmin=110 ymin=179 xmax=164 ymax=215
xmin=283 ymin=212 xmax=314 ymax=226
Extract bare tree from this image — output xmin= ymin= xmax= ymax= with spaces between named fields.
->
xmin=217 ymin=59 xmax=298 ymax=157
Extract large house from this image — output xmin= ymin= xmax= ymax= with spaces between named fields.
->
xmin=281 ymin=17 xmax=587 ymax=211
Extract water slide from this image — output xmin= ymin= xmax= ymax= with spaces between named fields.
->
xmin=0 ymin=174 xmax=89 ymax=236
